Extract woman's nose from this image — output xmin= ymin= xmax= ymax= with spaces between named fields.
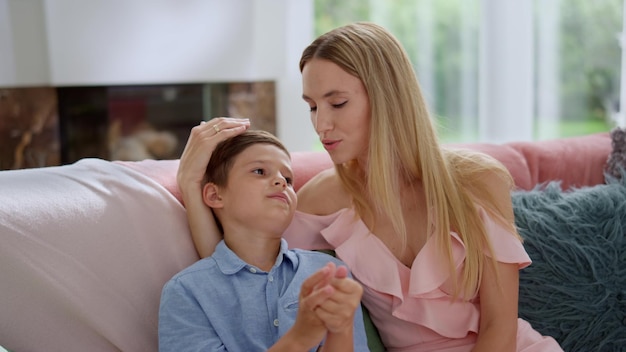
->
xmin=313 ymin=110 xmax=332 ymax=134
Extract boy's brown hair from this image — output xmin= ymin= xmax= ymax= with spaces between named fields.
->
xmin=203 ymin=129 xmax=290 ymax=187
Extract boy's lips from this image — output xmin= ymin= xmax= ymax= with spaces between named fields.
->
xmin=268 ymin=192 xmax=289 ymax=204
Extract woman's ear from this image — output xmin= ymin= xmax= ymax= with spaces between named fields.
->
xmin=202 ymin=183 xmax=224 ymax=209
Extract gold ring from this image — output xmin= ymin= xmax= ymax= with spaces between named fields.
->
xmin=213 ymin=124 xmax=220 ymax=133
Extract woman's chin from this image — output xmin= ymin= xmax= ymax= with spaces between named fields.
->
xmin=326 ymin=150 xmax=349 ymax=165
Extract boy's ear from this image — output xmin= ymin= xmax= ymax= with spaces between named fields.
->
xmin=202 ymin=183 xmax=224 ymax=208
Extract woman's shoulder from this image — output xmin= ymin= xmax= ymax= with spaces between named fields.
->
xmin=445 ymin=148 xmax=513 ymax=188
xmin=296 ymin=167 xmax=351 ymax=215
xmin=443 ymin=147 xmax=516 ymax=219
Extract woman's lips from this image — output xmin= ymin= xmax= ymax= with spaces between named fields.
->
xmin=322 ymin=139 xmax=341 ymax=151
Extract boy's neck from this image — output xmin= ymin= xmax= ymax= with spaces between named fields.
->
xmin=223 ymin=234 xmax=282 ymax=272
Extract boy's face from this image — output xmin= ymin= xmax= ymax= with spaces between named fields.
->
xmin=212 ymin=143 xmax=296 ymax=237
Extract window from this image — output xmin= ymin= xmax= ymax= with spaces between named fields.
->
xmin=314 ymin=0 xmax=622 ymax=143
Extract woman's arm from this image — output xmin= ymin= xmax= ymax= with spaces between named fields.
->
xmin=472 ymin=171 xmax=519 ymax=352
xmin=177 ymin=118 xmax=249 ymax=258
xmin=472 ymin=260 xmax=519 ymax=352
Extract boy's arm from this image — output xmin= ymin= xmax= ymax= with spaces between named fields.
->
xmin=350 ymin=302 xmax=371 ymax=351
xmin=316 ymin=293 xmax=371 ymax=352
xmin=158 ymin=280 xmax=225 ymax=352
xmin=267 ymin=329 xmax=324 ymax=352
xmin=319 ymin=328 xmax=354 ymax=352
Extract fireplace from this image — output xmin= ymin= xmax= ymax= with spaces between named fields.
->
xmin=0 ymin=81 xmax=275 ymax=170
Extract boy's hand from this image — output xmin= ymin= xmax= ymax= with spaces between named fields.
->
xmin=315 ymin=265 xmax=364 ymax=334
xmin=287 ymin=262 xmax=338 ymax=350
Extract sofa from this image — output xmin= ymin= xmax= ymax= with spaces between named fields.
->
xmin=0 ymin=132 xmax=624 ymax=352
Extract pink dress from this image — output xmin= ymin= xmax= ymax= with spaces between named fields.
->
xmin=283 ymin=208 xmax=563 ymax=352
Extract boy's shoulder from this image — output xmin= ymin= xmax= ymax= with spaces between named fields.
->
xmin=290 ymin=248 xmax=347 ymax=267
xmin=168 ymin=256 xmax=219 ymax=283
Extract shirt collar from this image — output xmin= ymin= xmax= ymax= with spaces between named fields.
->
xmin=213 ymin=238 xmax=298 ymax=275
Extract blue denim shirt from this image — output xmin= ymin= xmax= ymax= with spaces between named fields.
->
xmin=159 ymin=239 xmax=370 ymax=352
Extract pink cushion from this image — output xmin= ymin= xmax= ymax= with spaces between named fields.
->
xmin=507 ymin=132 xmax=611 ymax=190
xmin=450 ymin=132 xmax=611 ymax=190
xmin=291 ymin=151 xmax=333 ymax=191
xmin=0 ymin=159 xmax=198 ymax=352
xmin=119 ymin=158 xmax=182 ymax=202
xmin=116 ymin=132 xmax=612 ymax=202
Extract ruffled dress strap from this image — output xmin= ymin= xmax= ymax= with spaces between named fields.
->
xmin=478 ymin=207 xmax=531 ymax=268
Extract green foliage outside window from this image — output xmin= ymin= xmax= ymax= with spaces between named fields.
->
xmin=314 ymin=0 xmax=622 ymax=141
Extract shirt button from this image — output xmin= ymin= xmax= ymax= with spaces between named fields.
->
xmin=268 ymin=275 xmax=274 ymax=282
xmin=273 ymin=319 xmax=279 ymax=327
xmin=248 ymin=267 xmax=257 ymax=273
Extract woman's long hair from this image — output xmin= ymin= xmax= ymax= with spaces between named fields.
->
xmin=300 ymin=22 xmax=519 ymax=298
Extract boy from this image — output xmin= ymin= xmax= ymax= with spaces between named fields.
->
xmin=159 ymin=130 xmax=369 ymax=351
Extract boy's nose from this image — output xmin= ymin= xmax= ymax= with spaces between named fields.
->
xmin=274 ymin=176 xmax=286 ymax=188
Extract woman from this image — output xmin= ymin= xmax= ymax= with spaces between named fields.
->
xmin=177 ymin=22 xmax=562 ymax=352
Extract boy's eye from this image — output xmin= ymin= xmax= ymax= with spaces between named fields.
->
xmin=285 ymin=177 xmax=293 ymax=185
xmin=253 ymin=168 xmax=265 ymax=175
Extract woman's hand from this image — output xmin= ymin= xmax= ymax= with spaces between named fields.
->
xmin=177 ymin=117 xmax=249 ymax=258
xmin=177 ymin=118 xmax=250 ymax=197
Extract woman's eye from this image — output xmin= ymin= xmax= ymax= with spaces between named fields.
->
xmin=253 ymin=168 xmax=265 ymax=175
xmin=332 ymin=101 xmax=347 ymax=108
xmin=309 ymin=106 xmax=317 ymax=112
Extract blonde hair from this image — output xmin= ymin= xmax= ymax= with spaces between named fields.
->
xmin=300 ymin=22 xmax=519 ymax=298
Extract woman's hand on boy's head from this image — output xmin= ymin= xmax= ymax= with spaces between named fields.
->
xmin=177 ymin=117 xmax=250 ymax=191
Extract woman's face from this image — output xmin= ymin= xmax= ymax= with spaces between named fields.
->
xmin=301 ymin=58 xmax=371 ymax=165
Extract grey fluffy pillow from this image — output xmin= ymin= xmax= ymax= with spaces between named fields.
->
xmin=512 ymin=178 xmax=626 ymax=352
